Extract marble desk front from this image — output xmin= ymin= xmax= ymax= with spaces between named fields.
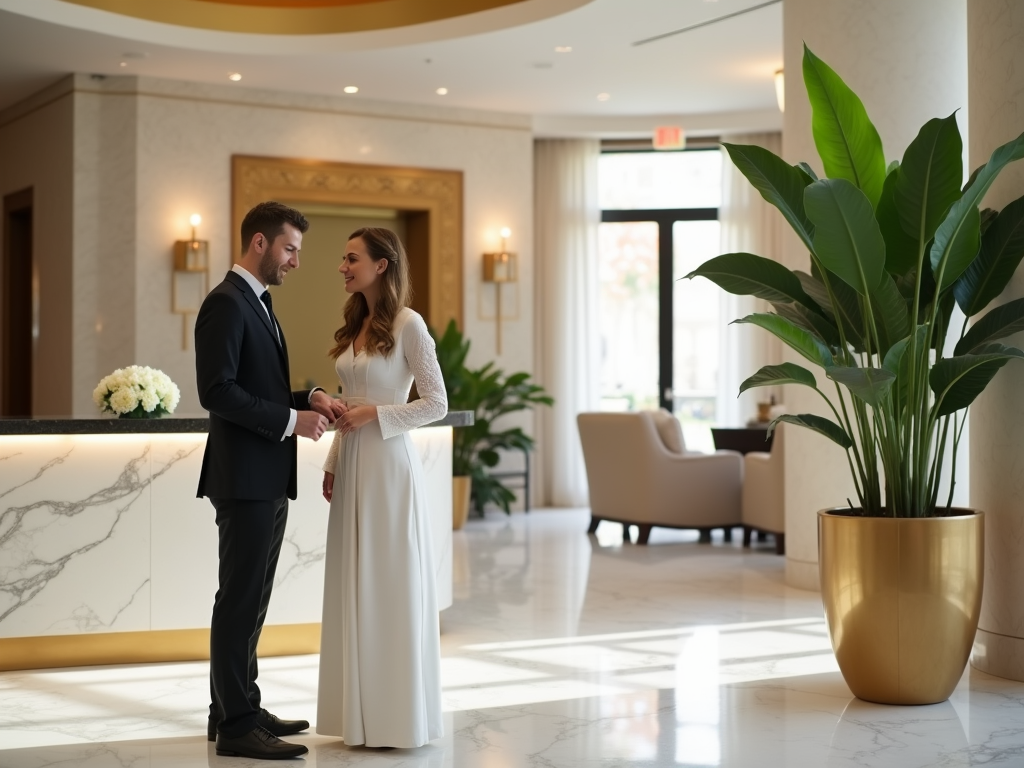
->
xmin=0 ymin=414 xmax=470 ymax=671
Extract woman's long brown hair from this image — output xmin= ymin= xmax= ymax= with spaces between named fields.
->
xmin=329 ymin=227 xmax=411 ymax=359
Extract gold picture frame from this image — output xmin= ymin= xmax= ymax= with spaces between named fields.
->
xmin=232 ymin=154 xmax=463 ymax=333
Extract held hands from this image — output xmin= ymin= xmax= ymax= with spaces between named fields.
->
xmin=337 ymin=405 xmax=378 ymax=435
xmin=310 ymin=390 xmax=348 ymax=423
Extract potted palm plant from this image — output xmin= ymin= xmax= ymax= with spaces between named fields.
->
xmin=688 ymin=45 xmax=1024 ymax=705
xmin=432 ymin=321 xmax=553 ymax=527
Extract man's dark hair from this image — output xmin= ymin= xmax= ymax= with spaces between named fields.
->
xmin=240 ymin=201 xmax=309 ymax=254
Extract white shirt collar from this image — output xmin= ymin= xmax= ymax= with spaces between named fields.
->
xmin=232 ymin=263 xmax=267 ymax=298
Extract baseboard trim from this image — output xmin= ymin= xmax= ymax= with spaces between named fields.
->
xmin=0 ymin=623 xmax=321 ymax=672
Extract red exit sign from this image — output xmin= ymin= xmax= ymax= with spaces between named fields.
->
xmin=653 ymin=126 xmax=686 ymax=150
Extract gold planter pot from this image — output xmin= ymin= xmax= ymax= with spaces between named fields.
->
xmin=453 ymin=475 xmax=472 ymax=530
xmin=818 ymin=509 xmax=984 ymax=705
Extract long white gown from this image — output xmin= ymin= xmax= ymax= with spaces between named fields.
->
xmin=316 ymin=308 xmax=447 ymax=747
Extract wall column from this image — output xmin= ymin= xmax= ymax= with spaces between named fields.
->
xmin=780 ymin=0 xmax=967 ymax=589
xmin=967 ymin=0 xmax=1024 ymax=682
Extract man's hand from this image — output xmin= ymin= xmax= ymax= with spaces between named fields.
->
xmin=323 ymin=471 xmax=334 ymax=502
xmin=337 ymin=405 xmax=378 ymax=435
xmin=294 ymin=411 xmax=328 ymax=441
xmin=310 ymin=390 xmax=347 ymax=424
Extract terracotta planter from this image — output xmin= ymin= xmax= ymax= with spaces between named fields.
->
xmin=818 ymin=508 xmax=984 ymax=705
xmin=452 ymin=476 xmax=471 ymax=530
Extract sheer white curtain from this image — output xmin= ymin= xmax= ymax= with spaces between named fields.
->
xmin=533 ymin=139 xmax=601 ymax=507
xmin=717 ymin=132 xmax=785 ymax=427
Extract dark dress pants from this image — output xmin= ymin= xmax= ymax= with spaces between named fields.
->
xmin=208 ymin=495 xmax=288 ymax=738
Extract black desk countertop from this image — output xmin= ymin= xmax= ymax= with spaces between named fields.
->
xmin=0 ymin=411 xmax=475 ymax=436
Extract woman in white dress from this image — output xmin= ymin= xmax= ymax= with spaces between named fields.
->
xmin=317 ymin=227 xmax=446 ymax=748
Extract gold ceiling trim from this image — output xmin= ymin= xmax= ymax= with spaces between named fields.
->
xmin=62 ymin=0 xmax=529 ymax=34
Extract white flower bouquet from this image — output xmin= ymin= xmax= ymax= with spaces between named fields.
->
xmin=93 ymin=365 xmax=181 ymax=419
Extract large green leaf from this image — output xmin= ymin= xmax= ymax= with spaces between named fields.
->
xmin=882 ymin=326 xmax=927 ymax=417
xmin=811 ymin=263 xmax=868 ymax=352
xmin=722 ymin=143 xmax=816 ymax=252
xmin=772 ymin=301 xmax=842 ymax=348
xmin=870 ymin=274 xmax=911 ymax=358
xmin=739 ymin=363 xmax=818 ymax=395
xmin=955 ymin=297 xmax=1024 ymax=355
xmin=953 ymin=194 xmax=1024 ymax=316
xmin=931 ymin=130 xmax=1024 ymax=291
xmin=826 ymin=365 xmax=896 ymax=407
xmin=685 ymin=252 xmax=821 ymax=311
xmin=802 ymin=44 xmax=887 ymax=207
xmin=805 ymin=178 xmax=886 ymax=295
xmin=877 ymin=163 xmax=920 ymax=276
xmin=768 ymin=413 xmax=853 ymax=449
xmin=895 ymin=114 xmax=964 ymax=245
xmin=733 ymin=313 xmax=834 ymax=368
xmin=797 ymin=270 xmax=866 ymax=351
xmin=930 ymin=343 xmax=1024 ymax=416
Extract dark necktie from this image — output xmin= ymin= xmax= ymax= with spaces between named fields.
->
xmin=260 ymin=290 xmax=281 ymax=344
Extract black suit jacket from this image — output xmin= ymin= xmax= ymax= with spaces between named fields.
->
xmin=195 ymin=270 xmax=312 ymax=501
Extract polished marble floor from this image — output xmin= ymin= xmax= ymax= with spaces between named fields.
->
xmin=2 ymin=508 xmax=1024 ymax=767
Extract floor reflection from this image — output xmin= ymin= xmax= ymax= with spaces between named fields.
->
xmin=3 ymin=509 xmax=1024 ymax=767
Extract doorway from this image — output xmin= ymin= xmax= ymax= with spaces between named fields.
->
xmin=3 ymin=188 xmax=33 ymax=417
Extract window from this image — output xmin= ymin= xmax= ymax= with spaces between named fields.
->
xmin=597 ymin=148 xmax=722 ymax=452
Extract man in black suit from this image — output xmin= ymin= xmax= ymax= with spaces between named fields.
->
xmin=196 ymin=201 xmax=343 ymax=760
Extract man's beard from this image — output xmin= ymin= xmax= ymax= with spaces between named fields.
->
xmin=258 ymin=251 xmax=284 ymax=286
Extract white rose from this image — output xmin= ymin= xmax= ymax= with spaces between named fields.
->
xmin=109 ymin=387 xmax=139 ymax=415
xmin=140 ymin=389 xmax=160 ymax=412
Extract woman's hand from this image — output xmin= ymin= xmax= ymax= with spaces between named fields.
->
xmin=323 ymin=471 xmax=334 ymax=502
xmin=337 ymin=405 xmax=378 ymax=435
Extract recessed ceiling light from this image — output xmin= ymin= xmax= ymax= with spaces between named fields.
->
xmin=119 ymin=62 xmax=127 ymax=67
xmin=344 ymin=86 xmax=359 ymax=94
xmin=597 ymin=92 xmax=611 ymax=101
xmin=555 ymin=46 xmax=573 ymax=53
xmin=359 ymin=145 xmax=372 ymax=155
xmin=228 ymin=72 xmax=242 ymax=82
xmin=436 ymin=87 xmax=448 ymax=95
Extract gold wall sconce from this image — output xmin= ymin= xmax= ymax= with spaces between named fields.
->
xmin=172 ymin=213 xmax=210 ymax=350
xmin=482 ymin=227 xmax=517 ymax=354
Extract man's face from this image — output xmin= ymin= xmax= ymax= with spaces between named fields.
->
xmin=257 ymin=223 xmax=302 ymax=286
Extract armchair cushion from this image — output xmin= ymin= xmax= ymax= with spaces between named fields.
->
xmin=650 ymin=408 xmax=685 ymax=453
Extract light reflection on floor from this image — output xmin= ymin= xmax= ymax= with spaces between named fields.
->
xmin=2 ymin=509 xmax=1024 ymax=766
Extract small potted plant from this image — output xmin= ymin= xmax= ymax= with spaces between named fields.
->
xmin=432 ymin=321 xmax=553 ymax=526
xmin=688 ymin=45 xmax=1024 ymax=704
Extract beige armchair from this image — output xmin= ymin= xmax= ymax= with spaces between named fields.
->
xmin=741 ymin=424 xmax=785 ymax=554
xmin=577 ymin=411 xmax=742 ymax=544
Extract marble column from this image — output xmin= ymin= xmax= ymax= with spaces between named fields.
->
xmin=968 ymin=0 xmax=1024 ymax=682
xmin=780 ymin=0 xmax=968 ymax=589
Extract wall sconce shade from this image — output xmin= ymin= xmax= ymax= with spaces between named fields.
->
xmin=482 ymin=230 xmax=517 ymax=354
xmin=483 ymin=250 xmax=517 ymax=284
xmin=173 ymin=216 xmax=210 ymax=350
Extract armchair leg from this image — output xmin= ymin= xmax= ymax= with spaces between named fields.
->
xmin=723 ymin=526 xmax=734 ymax=543
xmin=775 ymin=533 xmax=786 ymax=556
xmin=622 ymin=523 xmax=633 ymax=544
xmin=742 ymin=526 xmax=752 ymax=548
xmin=698 ymin=528 xmax=712 ymax=544
xmin=637 ymin=525 xmax=652 ymax=545
xmin=587 ymin=516 xmax=601 ymax=534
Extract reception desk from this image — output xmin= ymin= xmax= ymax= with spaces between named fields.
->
xmin=0 ymin=413 xmax=471 ymax=671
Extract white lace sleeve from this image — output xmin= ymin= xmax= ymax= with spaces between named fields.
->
xmin=322 ymin=428 xmax=342 ymax=473
xmin=377 ymin=313 xmax=448 ymax=440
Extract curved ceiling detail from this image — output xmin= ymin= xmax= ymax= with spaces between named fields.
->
xmin=63 ymin=0 xmax=544 ymax=35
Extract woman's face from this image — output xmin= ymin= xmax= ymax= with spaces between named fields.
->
xmin=339 ymin=237 xmax=386 ymax=295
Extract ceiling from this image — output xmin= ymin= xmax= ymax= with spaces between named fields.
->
xmin=0 ymin=0 xmax=783 ymax=128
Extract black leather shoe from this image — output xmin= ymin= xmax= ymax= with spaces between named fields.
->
xmin=215 ymin=726 xmax=308 ymax=759
xmin=208 ymin=710 xmax=310 ymax=742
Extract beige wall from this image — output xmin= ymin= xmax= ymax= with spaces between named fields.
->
xmin=0 ymin=78 xmax=75 ymax=416
xmin=2 ymin=74 xmax=534 ymax=418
